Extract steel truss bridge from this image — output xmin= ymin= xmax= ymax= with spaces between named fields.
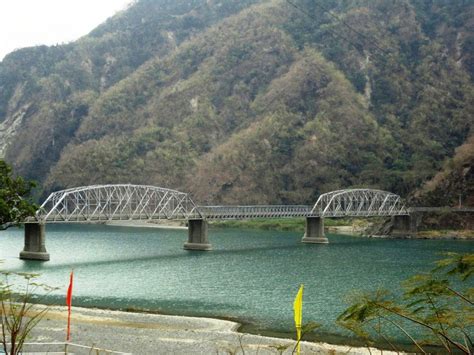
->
xmin=34 ymin=184 xmax=408 ymax=223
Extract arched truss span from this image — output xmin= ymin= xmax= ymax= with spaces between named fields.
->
xmin=35 ymin=184 xmax=201 ymax=222
xmin=311 ymin=189 xmax=408 ymax=217
xmin=34 ymin=186 xmax=409 ymax=223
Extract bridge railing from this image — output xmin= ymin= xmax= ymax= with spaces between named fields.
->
xmin=313 ymin=210 xmax=408 ymax=218
xmin=194 ymin=205 xmax=313 ymax=220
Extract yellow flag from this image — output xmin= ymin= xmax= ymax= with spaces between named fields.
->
xmin=293 ymin=284 xmax=304 ymax=354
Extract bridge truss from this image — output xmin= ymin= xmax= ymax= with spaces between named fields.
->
xmin=35 ymin=184 xmax=201 ymax=222
xmin=311 ymin=189 xmax=408 ymax=217
xmin=33 ymin=185 xmax=408 ymax=223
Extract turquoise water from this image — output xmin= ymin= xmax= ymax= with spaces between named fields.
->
xmin=0 ymin=224 xmax=472 ymax=343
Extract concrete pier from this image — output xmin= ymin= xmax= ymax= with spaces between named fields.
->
xmin=184 ymin=219 xmax=212 ymax=251
xmin=302 ymin=216 xmax=329 ymax=244
xmin=19 ymin=223 xmax=50 ymax=261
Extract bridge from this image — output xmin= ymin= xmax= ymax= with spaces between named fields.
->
xmin=20 ymin=184 xmax=409 ymax=261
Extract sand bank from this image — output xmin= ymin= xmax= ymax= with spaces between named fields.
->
xmin=22 ymin=305 xmax=399 ymax=354
xmin=106 ymin=220 xmax=187 ymax=230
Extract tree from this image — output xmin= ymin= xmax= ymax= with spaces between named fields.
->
xmin=338 ymin=253 xmax=473 ymax=354
xmin=0 ymin=160 xmax=37 ymax=229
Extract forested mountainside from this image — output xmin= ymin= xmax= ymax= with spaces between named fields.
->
xmin=0 ymin=0 xmax=472 ymax=205
xmin=415 ymin=135 xmax=473 ymax=207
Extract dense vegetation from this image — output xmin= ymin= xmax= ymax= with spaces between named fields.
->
xmin=0 ymin=160 xmax=37 ymax=229
xmin=0 ymin=0 xmax=472 ymax=205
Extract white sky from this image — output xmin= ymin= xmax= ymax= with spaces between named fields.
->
xmin=0 ymin=0 xmax=134 ymax=60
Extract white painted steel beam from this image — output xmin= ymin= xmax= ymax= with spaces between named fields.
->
xmin=33 ymin=186 xmax=408 ymax=223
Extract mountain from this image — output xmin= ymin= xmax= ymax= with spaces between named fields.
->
xmin=0 ymin=0 xmax=473 ymax=205
xmin=414 ymin=135 xmax=474 ymax=207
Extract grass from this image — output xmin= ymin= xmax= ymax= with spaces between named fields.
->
xmin=209 ymin=218 xmax=354 ymax=232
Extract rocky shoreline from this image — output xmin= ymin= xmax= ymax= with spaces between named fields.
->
xmin=327 ymin=225 xmax=474 ymax=240
xmin=366 ymin=233 xmax=474 ymax=240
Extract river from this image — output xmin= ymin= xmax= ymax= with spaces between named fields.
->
xmin=0 ymin=224 xmax=472 ymax=345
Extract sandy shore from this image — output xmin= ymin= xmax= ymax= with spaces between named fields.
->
xmin=21 ymin=305 xmax=397 ymax=354
xmin=106 ymin=220 xmax=187 ymax=229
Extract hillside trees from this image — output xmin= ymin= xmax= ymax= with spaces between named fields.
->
xmin=0 ymin=160 xmax=36 ymax=229
xmin=0 ymin=0 xmax=473 ymax=204
xmin=190 ymin=49 xmax=394 ymax=204
xmin=1 ymin=0 xmax=262 ymax=196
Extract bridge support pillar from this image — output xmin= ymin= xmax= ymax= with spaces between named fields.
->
xmin=302 ymin=217 xmax=328 ymax=244
xmin=184 ymin=219 xmax=212 ymax=251
xmin=19 ymin=223 xmax=50 ymax=261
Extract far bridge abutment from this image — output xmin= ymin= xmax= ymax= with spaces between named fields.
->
xmin=391 ymin=214 xmax=419 ymax=235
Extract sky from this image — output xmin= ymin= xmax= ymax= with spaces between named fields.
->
xmin=0 ymin=0 xmax=134 ymax=60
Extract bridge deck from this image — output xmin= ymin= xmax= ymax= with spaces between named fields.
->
xmin=195 ymin=205 xmax=312 ymax=219
xmin=34 ymin=206 xmax=313 ymax=222
xmin=36 ymin=205 xmax=414 ymax=223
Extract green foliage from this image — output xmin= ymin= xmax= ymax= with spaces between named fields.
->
xmin=210 ymin=217 xmax=353 ymax=232
xmin=0 ymin=269 xmax=56 ymax=354
xmin=338 ymin=253 xmax=474 ymax=353
xmin=0 ymin=161 xmax=37 ymax=229
xmin=415 ymin=135 xmax=474 ymax=207
xmin=212 ymin=218 xmax=306 ymax=232
xmin=435 ymin=253 xmax=474 ymax=281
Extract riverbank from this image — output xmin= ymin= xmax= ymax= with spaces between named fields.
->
xmin=209 ymin=218 xmax=356 ymax=232
xmin=368 ymin=229 xmax=474 ymax=240
xmin=105 ymin=219 xmax=474 ymax=240
xmin=210 ymin=218 xmax=474 ymax=240
xmin=105 ymin=218 xmax=355 ymax=233
xmin=106 ymin=220 xmax=187 ymax=229
xmin=25 ymin=305 xmax=396 ymax=354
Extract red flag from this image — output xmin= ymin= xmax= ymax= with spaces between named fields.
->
xmin=66 ymin=271 xmax=73 ymax=341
